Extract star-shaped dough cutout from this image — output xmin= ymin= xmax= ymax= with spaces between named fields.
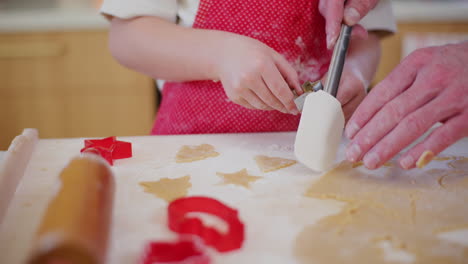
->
xmin=176 ymin=144 xmax=220 ymax=163
xmin=139 ymin=175 xmax=191 ymax=202
xmin=216 ymin=169 xmax=262 ymax=188
xmin=254 ymin=155 xmax=297 ymax=172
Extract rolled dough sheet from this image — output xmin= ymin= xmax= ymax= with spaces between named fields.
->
xmin=449 ymin=158 xmax=468 ymax=170
xmin=352 ymin=161 xmax=394 ymax=168
xmin=175 ymin=144 xmax=220 ymax=163
xmin=294 ymin=91 xmax=344 ymax=172
xmin=139 ymin=175 xmax=191 ymax=202
xmin=295 ymin=157 xmax=468 ymax=264
xmin=254 ymin=155 xmax=296 ymax=173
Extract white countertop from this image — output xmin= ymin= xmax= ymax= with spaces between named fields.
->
xmin=0 ymin=1 xmax=467 ymax=32
xmin=1 ymin=133 xmax=467 ymax=264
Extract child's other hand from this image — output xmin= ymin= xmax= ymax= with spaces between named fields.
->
xmin=321 ymin=65 xmax=367 ymax=122
xmin=215 ymin=34 xmax=302 ymax=114
xmin=327 ymin=32 xmax=380 ymax=122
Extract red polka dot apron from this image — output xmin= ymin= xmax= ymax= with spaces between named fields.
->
xmin=151 ymin=0 xmax=331 ymax=135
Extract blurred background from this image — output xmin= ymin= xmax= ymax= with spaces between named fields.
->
xmin=0 ymin=0 xmax=468 ymax=149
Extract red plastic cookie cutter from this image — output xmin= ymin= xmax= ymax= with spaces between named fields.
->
xmin=80 ymin=136 xmax=132 ymax=165
xmin=168 ymin=196 xmax=245 ymax=252
xmin=141 ymin=239 xmax=210 ymax=264
xmin=141 ymin=197 xmax=245 ymax=263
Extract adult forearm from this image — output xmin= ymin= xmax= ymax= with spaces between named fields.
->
xmin=108 ymin=16 xmax=226 ymax=82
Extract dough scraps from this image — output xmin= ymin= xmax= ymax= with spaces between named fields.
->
xmin=254 ymin=155 xmax=297 ymax=172
xmin=295 ymin=158 xmax=468 ymax=264
xmin=216 ymin=169 xmax=262 ymax=189
xmin=434 ymin=156 xmax=458 ymax=161
xmin=416 ymin=151 xmax=435 ymax=168
xmin=176 ymin=144 xmax=219 ymax=163
xmin=140 ymin=176 xmax=191 ymax=202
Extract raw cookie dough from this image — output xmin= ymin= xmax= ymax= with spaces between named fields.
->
xmin=352 ymin=161 xmax=394 ymax=168
xmin=449 ymin=157 xmax=468 ymax=171
xmin=434 ymin=156 xmax=459 ymax=161
xmin=254 ymin=155 xmax=297 ymax=172
xmin=294 ymin=90 xmax=344 ymax=172
xmin=216 ymin=169 xmax=262 ymax=189
xmin=175 ymin=144 xmax=219 ymax=163
xmin=139 ymin=176 xmax=191 ymax=202
xmin=295 ymin=158 xmax=468 ymax=264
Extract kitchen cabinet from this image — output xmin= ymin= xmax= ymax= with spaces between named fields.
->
xmin=375 ymin=21 xmax=468 ymax=84
xmin=0 ymin=30 xmax=156 ymax=150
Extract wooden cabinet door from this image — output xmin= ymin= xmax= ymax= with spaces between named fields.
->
xmin=375 ymin=22 xmax=468 ymax=85
xmin=0 ymin=31 xmax=156 ymax=149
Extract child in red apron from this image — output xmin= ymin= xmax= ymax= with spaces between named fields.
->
xmin=102 ymin=0 xmax=395 ymax=135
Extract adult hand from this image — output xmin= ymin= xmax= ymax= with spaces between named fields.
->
xmin=216 ymin=34 xmax=302 ymax=114
xmin=319 ymin=0 xmax=379 ymax=49
xmin=345 ymin=42 xmax=468 ymax=170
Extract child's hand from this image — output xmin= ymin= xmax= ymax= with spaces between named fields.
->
xmin=215 ymin=35 xmax=302 ymax=114
xmin=339 ymin=68 xmax=367 ymax=122
xmin=321 ymin=32 xmax=380 ymax=122
xmin=322 ymin=66 xmax=367 ymax=122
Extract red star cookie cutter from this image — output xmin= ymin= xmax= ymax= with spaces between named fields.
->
xmin=80 ymin=136 xmax=132 ymax=165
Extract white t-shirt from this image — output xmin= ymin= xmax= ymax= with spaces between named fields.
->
xmin=101 ymin=0 xmax=397 ymax=32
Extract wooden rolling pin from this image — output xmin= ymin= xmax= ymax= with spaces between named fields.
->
xmin=0 ymin=129 xmax=38 ymax=225
xmin=28 ymin=154 xmax=115 ymax=264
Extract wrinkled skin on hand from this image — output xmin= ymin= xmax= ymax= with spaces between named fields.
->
xmin=319 ymin=0 xmax=378 ymax=49
xmin=345 ymin=42 xmax=468 ymax=170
